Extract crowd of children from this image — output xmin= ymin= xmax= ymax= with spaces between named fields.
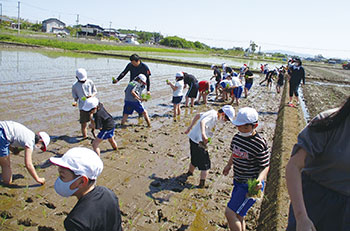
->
xmin=2 ymin=54 xmax=300 ymax=231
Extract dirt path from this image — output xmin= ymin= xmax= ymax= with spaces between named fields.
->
xmin=0 ymin=72 xmax=283 ymax=230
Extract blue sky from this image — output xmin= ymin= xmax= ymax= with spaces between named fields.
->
xmin=1 ymin=0 xmax=349 ymax=59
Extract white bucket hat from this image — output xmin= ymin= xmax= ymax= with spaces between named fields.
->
xmin=221 ymin=105 xmax=235 ymax=123
xmin=76 ymin=68 xmax=87 ymax=81
xmin=38 ymin=132 xmax=50 ymax=152
xmin=232 ymin=107 xmax=258 ymax=126
xmin=82 ymin=97 xmax=99 ymax=112
xmin=50 ymin=147 xmax=103 ymax=180
xmin=137 ymin=74 xmax=147 ymax=84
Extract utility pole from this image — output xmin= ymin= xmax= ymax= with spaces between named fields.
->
xmin=76 ymin=14 xmax=79 ymax=38
xmin=17 ymin=1 xmax=20 ymax=34
xmin=109 ymin=21 xmax=112 ymax=39
xmin=0 ymin=3 xmax=2 ymax=24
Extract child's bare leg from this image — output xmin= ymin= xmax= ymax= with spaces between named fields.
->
xmin=188 ymin=163 xmax=195 ymax=175
xmin=121 ymin=114 xmax=128 ymax=125
xmin=190 ymin=98 xmax=195 ymax=107
xmin=204 ymin=94 xmax=207 ymax=105
xmin=142 ymin=110 xmax=151 ymax=127
xmin=0 ymin=156 xmax=12 ymax=185
xmin=92 ymin=138 xmax=103 ymax=156
xmin=176 ymin=104 xmax=181 ymax=115
xmin=108 ymin=137 xmax=118 ymax=150
xmin=173 ymin=104 xmax=177 ymax=118
xmin=185 ymin=96 xmax=189 ymax=107
xmin=225 ymin=207 xmax=243 ymax=231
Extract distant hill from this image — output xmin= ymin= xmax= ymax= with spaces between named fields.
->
xmin=263 ymin=49 xmax=313 ymax=58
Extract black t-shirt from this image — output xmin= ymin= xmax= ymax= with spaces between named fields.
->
xmin=225 ymin=66 xmax=233 ymax=74
xmin=93 ymin=103 xmax=115 ymax=130
xmin=64 ymin=186 xmax=122 ymax=231
xmin=213 ymin=69 xmax=222 ymax=82
xmin=183 ymin=73 xmax=198 ymax=86
xmin=117 ymin=62 xmax=151 ymax=91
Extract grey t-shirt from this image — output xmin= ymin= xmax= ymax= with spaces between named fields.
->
xmin=72 ymin=79 xmax=98 ymax=110
xmin=291 ymin=108 xmax=350 ymax=196
xmin=0 ymin=121 xmax=35 ymax=150
xmin=124 ymin=81 xmax=145 ymax=102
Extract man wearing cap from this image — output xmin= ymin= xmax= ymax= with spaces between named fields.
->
xmin=288 ymin=58 xmax=305 ymax=106
xmin=222 ymin=107 xmax=270 ymax=231
xmin=184 ymin=105 xmax=235 ymax=188
xmin=113 ymin=53 xmax=152 ymax=95
xmin=50 ymin=147 xmax=122 ymax=231
xmin=72 ymin=68 xmax=98 ymax=139
xmin=121 ymin=74 xmax=151 ymax=127
xmin=0 ymin=121 xmax=50 ymax=185
xmin=81 ymin=97 xmax=118 ymax=156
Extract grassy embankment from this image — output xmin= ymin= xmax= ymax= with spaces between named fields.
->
xmin=0 ymin=33 xmax=208 ymax=54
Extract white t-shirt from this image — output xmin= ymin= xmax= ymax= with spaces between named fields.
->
xmin=0 ymin=121 xmax=35 ymax=150
xmin=173 ymin=80 xmax=184 ymax=97
xmin=220 ymin=79 xmax=233 ymax=88
xmin=231 ymin=77 xmax=242 ymax=87
xmin=72 ymin=79 xmax=98 ymax=110
xmin=188 ymin=110 xmax=218 ymax=144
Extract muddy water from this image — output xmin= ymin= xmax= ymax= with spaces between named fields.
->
xmin=0 ymin=48 xmax=283 ymax=230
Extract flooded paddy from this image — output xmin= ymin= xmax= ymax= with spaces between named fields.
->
xmin=2 ymin=46 xmax=348 ymax=230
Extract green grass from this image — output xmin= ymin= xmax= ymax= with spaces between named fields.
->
xmin=0 ymin=33 xmax=207 ymax=54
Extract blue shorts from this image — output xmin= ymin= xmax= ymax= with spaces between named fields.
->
xmin=172 ymin=96 xmax=183 ymax=104
xmin=97 ymin=128 xmax=115 ymax=140
xmin=123 ymin=101 xmax=145 ymax=115
xmin=227 ymin=180 xmax=265 ymax=217
xmin=233 ymin=86 xmax=243 ymax=98
xmin=245 ymin=82 xmax=253 ymax=90
xmin=0 ymin=128 xmax=10 ymax=157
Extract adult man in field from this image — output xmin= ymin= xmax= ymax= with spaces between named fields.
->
xmin=288 ymin=58 xmax=305 ymax=105
xmin=113 ymin=53 xmax=152 ymax=95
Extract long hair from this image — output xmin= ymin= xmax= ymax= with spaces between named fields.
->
xmin=309 ymin=97 xmax=350 ymax=132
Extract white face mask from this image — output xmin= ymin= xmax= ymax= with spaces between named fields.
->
xmin=54 ymin=177 xmax=80 ymax=197
xmin=238 ymin=131 xmax=254 ymax=137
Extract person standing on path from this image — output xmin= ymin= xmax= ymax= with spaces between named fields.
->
xmin=50 ymin=147 xmax=122 ymax=231
xmin=113 ymin=53 xmax=152 ymax=95
xmin=222 ymin=107 xmax=270 ymax=231
xmin=285 ymin=97 xmax=350 ymax=231
xmin=183 ymin=72 xmax=199 ymax=107
xmin=72 ymin=68 xmax=97 ymax=139
xmin=288 ymin=58 xmax=305 ymax=105
xmin=243 ymin=67 xmax=254 ymax=98
xmin=0 ymin=121 xmax=50 ymax=185
xmin=184 ymin=105 xmax=235 ymax=188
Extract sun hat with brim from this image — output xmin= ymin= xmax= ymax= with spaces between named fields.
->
xmin=175 ymin=72 xmax=184 ymax=78
xmin=38 ymin=132 xmax=50 ymax=152
xmin=50 ymin=147 xmax=103 ymax=180
xmin=81 ymin=97 xmax=99 ymax=112
xmin=137 ymin=74 xmax=147 ymax=84
xmin=232 ymin=107 xmax=258 ymax=126
xmin=76 ymin=68 xmax=87 ymax=81
xmin=222 ymin=105 xmax=235 ymax=124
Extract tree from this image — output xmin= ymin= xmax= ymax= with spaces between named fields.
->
xmin=249 ymin=41 xmax=257 ymax=53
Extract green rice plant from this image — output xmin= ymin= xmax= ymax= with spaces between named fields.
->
xmin=141 ymin=94 xmax=151 ymax=101
xmin=42 ymin=208 xmax=47 ymax=218
xmin=247 ymin=178 xmax=261 ymax=198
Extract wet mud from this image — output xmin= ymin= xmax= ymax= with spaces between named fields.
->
xmin=1 ymin=47 xmax=348 ymax=230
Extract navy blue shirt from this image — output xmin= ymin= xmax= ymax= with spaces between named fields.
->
xmin=64 ymin=186 xmax=122 ymax=231
xmin=289 ymin=65 xmax=305 ymax=85
xmin=93 ymin=103 xmax=115 ymax=130
xmin=117 ymin=62 xmax=151 ymax=91
xmin=183 ymin=73 xmax=198 ymax=86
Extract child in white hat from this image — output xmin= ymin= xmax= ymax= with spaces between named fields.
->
xmin=121 ymin=74 xmax=151 ymax=127
xmin=222 ymin=107 xmax=270 ymax=231
xmin=184 ymin=105 xmax=235 ymax=188
xmin=167 ymin=72 xmax=184 ymax=121
xmin=82 ymin=97 xmax=118 ymax=156
xmin=50 ymin=147 xmax=122 ymax=230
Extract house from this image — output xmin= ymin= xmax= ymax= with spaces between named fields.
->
xmin=42 ymin=18 xmax=68 ymax=34
xmin=103 ymin=28 xmax=120 ymax=38
xmin=78 ymin=24 xmax=104 ymax=37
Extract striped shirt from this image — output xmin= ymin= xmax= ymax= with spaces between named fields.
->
xmin=230 ymin=133 xmax=270 ymax=182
